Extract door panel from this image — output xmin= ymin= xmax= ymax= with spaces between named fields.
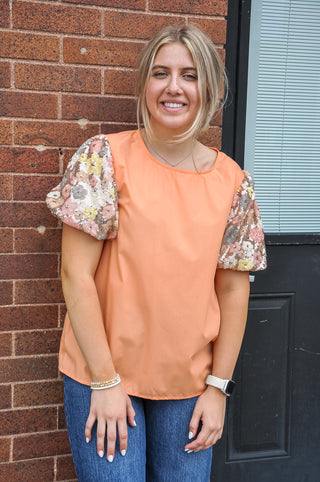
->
xmin=228 ymin=293 xmax=293 ymax=461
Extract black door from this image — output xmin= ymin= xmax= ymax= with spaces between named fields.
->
xmin=212 ymin=241 xmax=320 ymax=482
xmin=211 ymin=2 xmax=320 ymax=480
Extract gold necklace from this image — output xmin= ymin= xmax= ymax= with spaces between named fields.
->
xmin=147 ymin=140 xmax=200 ymax=173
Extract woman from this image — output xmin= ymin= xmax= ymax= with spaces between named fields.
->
xmin=46 ymin=24 xmax=266 ymax=481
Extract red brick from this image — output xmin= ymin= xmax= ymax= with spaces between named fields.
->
xmin=0 ymin=119 xmax=12 ymax=144
xmin=0 ymin=229 xmax=13 ymax=254
xmin=0 ymin=147 xmax=59 ymax=174
xmin=0 ymin=91 xmax=57 ymax=119
xmin=15 ymin=329 xmax=61 ymax=356
xmin=0 ymin=438 xmax=10 ymax=463
xmin=62 ymin=94 xmax=136 ymax=123
xmin=14 ymin=380 xmax=63 ymax=407
xmin=58 ymin=404 xmax=67 ymax=430
xmin=0 ymin=384 xmax=11 ymax=409
xmin=104 ymin=69 xmax=136 ymax=95
xmin=64 ymin=0 xmax=144 ymax=8
xmin=0 ymin=228 xmax=13 ymax=252
xmin=0 ymin=356 xmax=58 ymax=383
xmin=0 ymin=458 xmax=54 ymax=480
xmin=0 ymin=31 xmax=59 ymax=61
xmin=0 ymin=305 xmax=58 ymax=331
xmin=56 ymin=454 xmax=77 ymax=480
xmin=63 ymin=37 xmax=143 ymax=67
xmin=0 ymin=174 xmax=12 ymax=200
xmin=0 ymin=254 xmax=58 ymax=280
xmin=13 ymin=175 xmax=61 ymax=201
xmin=60 ymin=304 xmax=67 ymax=326
xmin=13 ymin=430 xmax=70 ymax=460
xmin=0 ymin=61 xmax=11 ymax=88
xmin=62 ymin=148 xmax=77 ymax=170
xmin=15 ymin=228 xmax=62 ymax=253
xmin=101 ymin=123 xmax=138 ymax=135
xmin=0 ymin=202 xmax=57 ymax=228
xmin=0 ymin=0 xmax=9 ymax=28
xmin=0 ymin=407 xmax=57 ymax=436
xmin=0 ymin=281 xmax=13 ymax=305
xmin=15 ymin=63 xmax=101 ymax=93
xmin=13 ymin=1 xmax=101 ymax=35
xmin=104 ymin=12 xmax=185 ymax=39
xmin=15 ymin=279 xmax=64 ymax=304
xmin=14 ymin=121 xmax=98 ymax=148
xmin=149 ymin=0 xmax=228 ymax=15
xmin=188 ymin=18 xmax=227 ymax=44
xmin=0 ymin=333 xmax=12 ymax=357
xmin=198 ymin=126 xmax=222 ymax=148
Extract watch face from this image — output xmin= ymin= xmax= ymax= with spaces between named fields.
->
xmin=225 ymin=380 xmax=235 ymax=396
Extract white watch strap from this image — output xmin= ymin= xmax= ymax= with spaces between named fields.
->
xmin=205 ymin=375 xmax=227 ymax=391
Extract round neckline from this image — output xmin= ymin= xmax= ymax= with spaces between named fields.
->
xmin=136 ymin=130 xmax=220 ymax=175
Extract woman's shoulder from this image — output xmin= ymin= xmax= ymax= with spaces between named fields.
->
xmin=216 ymin=150 xmax=242 ymax=170
xmin=105 ymin=129 xmax=139 ymax=145
xmin=214 ymin=150 xmax=245 ymax=187
xmin=78 ymin=129 xmax=138 ymax=150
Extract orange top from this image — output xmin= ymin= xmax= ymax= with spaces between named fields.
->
xmin=46 ymin=129 xmax=266 ymax=399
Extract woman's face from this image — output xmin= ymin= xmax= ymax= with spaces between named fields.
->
xmin=145 ymin=42 xmax=200 ymax=138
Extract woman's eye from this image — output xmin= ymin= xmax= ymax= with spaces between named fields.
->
xmin=183 ymin=73 xmax=197 ymax=80
xmin=153 ymin=71 xmax=167 ymax=78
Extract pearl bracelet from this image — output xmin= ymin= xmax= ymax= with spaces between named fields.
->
xmin=90 ymin=374 xmax=121 ymax=390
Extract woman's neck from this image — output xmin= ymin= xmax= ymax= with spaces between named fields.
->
xmin=141 ymin=129 xmax=197 ymax=167
xmin=140 ymin=129 xmax=218 ymax=173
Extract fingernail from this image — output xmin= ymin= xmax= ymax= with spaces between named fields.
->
xmin=133 ymin=420 xmax=137 ymax=427
xmin=121 ymin=449 xmax=126 ymax=456
xmin=187 ymin=449 xmax=193 ymax=453
xmin=184 ymin=448 xmax=189 ymax=452
xmin=98 ymin=450 xmax=104 ymax=458
xmin=86 ymin=437 xmax=90 ymax=444
xmin=188 ymin=431 xmax=194 ymax=439
xmin=107 ymin=455 xmax=114 ymax=463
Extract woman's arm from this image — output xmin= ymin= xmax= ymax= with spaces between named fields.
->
xmin=185 ymin=269 xmax=250 ymax=452
xmin=61 ymin=224 xmax=114 ymax=380
xmin=211 ymin=268 xmax=250 ymax=378
xmin=61 ymin=224 xmax=135 ymax=461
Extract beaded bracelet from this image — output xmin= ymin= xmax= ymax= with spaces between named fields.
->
xmin=90 ymin=374 xmax=121 ymax=390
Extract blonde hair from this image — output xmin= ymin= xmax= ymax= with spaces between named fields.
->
xmin=136 ymin=24 xmax=227 ymax=141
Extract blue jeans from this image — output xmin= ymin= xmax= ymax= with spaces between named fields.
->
xmin=64 ymin=375 xmax=213 ymax=481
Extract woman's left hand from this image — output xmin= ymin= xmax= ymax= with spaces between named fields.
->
xmin=184 ymin=386 xmax=226 ymax=452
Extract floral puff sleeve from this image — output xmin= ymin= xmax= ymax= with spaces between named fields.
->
xmin=218 ymin=171 xmax=267 ymax=271
xmin=46 ymin=135 xmax=118 ymax=240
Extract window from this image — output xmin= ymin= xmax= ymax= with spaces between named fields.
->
xmin=244 ymin=0 xmax=320 ymax=233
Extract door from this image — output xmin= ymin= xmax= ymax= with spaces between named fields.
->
xmin=212 ymin=243 xmax=320 ymax=482
xmin=211 ymin=1 xmax=320 ymax=481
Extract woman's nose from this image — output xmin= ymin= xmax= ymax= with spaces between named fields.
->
xmin=166 ymin=75 xmax=182 ymax=94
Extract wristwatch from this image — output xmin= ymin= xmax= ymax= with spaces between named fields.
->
xmin=205 ymin=375 xmax=235 ymax=397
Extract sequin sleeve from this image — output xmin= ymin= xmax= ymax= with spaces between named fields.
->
xmin=46 ymin=135 xmax=118 ymax=240
xmin=218 ymin=171 xmax=267 ymax=271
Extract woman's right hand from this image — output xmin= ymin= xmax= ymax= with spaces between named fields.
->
xmin=85 ymin=384 xmax=136 ymax=462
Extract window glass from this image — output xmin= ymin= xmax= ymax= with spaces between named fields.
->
xmin=244 ymin=0 xmax=320 ymax=233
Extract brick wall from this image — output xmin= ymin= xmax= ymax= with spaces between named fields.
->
xmin=0 ymin=0 xmax=228 ymax=479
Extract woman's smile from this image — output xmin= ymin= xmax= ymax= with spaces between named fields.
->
xmin=162 ymin=102 xmax=185 ymax=108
